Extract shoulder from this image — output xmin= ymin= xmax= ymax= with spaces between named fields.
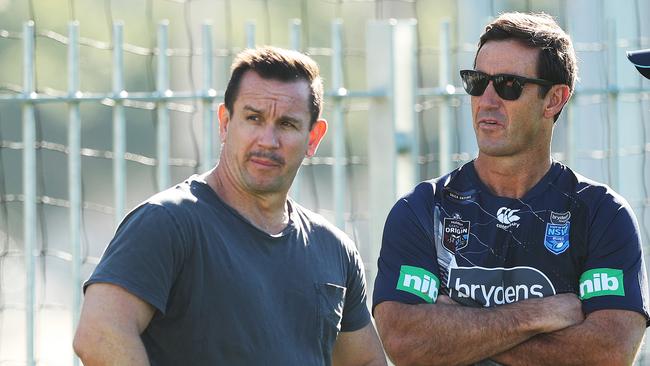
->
xmin=137 ymin=176 xmax=214 ymax=220
xmin=292 ymin=201 xmax=353 ymax=244
xmin=389 ymin=163 xmax=468 ymax=219
xmin=147 ymin=177 xmax=204 ymax=210
xmin=118 ymin=177 xmax=213 ymax=236
xmin=562 ymin=166 xmax=633 ymax=212
xmin=557 ymin=165 xmax=639 ymax=236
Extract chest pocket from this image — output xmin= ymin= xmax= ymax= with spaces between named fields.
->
xmin=316 ymin=283 xmax=346 ymax=353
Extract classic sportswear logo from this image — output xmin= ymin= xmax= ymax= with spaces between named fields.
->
xmin=579 ymin=268 xmax=625 ymax=300
xmin=396 ymin=265 xmax=440 ymax=303
xmin=496 ymin=207 xmax=520 ymax=229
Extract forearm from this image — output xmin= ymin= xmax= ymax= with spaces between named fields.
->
xmin=492 ymin=310 xmax=647 ymax=366
xmin=74 ymin=329 xmax=150 ymax=366
xmin=332 ymin=322 xmax=388 ymax=366
xmin=374 ymin=295 xmax=581 ymax=366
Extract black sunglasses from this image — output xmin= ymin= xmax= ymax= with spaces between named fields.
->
xmin=460 ymin=69 xmax=555 ymax=101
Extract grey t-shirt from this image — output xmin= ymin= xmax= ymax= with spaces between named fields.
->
xmin=85 ymin=176 xmax=371 ymax=365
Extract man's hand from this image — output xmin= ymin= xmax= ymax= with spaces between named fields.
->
xmin=532 ymin=292 xmax=584 ymax=333
xmin=374 ymin=293 xmax=584 ymax=366
xmin=491 ymin=308 xmax=646 ymax=366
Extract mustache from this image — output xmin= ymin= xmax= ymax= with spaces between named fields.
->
xmin=477 ymin=112 xmax=506 ymax=121
xmin=247 ymin=151 xmax=285 ymax=165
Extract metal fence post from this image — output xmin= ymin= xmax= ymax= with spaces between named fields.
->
xmin=367 ymin=20 xmax=395 ymax=287
xmin=112 ymin=21 xmax=126 ymax=225
xmin=438 ymin=19 xmax=452 ymax=176
xmin=289 ymin=19 xmax=302 ymax=202
xmin=331 ymin=19 xmax=346 ymax=230
xmin=366 ymin=19 xmax=417 ymax=292
xmin=67 ymin=20 xmax=82 ymax=366
xmin=202 ymin=22 xmax=215 ymax=172
xmin=22 ymin=20 xmax=36 ymax=366
xmin=393 ymin=20 xmax=418 ymax=195
xmin=566 ymin=0 xmax=607 ymax=183
xmin=157 ymin=21 xmax=170 ymax=190
xmin=606 ymin=19 xmax=619 ymax=190
xmin=289 ymin=19 xmax=301 ymax=51
xmin=246 ymin=21 xmax=256 ymax=49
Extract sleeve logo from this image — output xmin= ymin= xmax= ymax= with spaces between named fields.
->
xmin=396 ymin=265 xmax=440 ymax=303
xmin=579 ymin=268 xmax=625 ymax=300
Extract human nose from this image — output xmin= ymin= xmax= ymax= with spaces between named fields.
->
xmin=257 ymin=124 xmax=280 ymax=149
xmin=476 ymin=80 xmax=501 ymax=107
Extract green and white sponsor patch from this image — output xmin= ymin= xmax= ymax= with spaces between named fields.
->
xmin=579 ymin=268 xmax=625 ymax=300
xmin=396 ymin=265 xmax=440 ymax=303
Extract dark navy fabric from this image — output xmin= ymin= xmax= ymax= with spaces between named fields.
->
xmin=373 ymin=160 xmax=649 ymax=323
xmin=627 ymin=48 xmax=650 ymax=79
xmin=85 ymin=176 xmax=370 ymax=366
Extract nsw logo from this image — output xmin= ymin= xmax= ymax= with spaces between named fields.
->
xmin=579 ymin=268 xmax=625 ymax=300
xmin=396 ymin=265 xmax=440 ymax=303
xmin=442 ymin=217 xmax=470 ymax=253
xmin=496 ymin=207 xmax=520 ymax=229
xmin=544 ymin=211 xmax=571 ymax=255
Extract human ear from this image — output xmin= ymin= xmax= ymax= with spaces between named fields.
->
xmin=218 ymin=103 xmax=230 ymax=143
xmin=543 ymin=84 xmax=570 ymax=120
xmin=306 ymin=119 xmax=328 ymax=157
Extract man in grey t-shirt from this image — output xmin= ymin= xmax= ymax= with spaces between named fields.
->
xmin=73 ymin=47 xmax=386 ymax=366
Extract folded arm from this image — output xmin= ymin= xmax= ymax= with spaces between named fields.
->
xmin=491 ymin=309 xmax=647 ymax=366
xmin=373 ymin=294 xmax=583 ymax=366
xmin=73 ymin=283 xmax=156 ymax=366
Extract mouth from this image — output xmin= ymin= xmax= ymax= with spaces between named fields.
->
xmin=250 ymin=157 xmax=281 ymax=167
xmin=247 ymin=151 xmax=285 ymax=168
xmin=477 ymin=116 xmax=505 ymax=128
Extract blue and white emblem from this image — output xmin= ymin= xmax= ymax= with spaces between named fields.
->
xmin=544 ymin=211 xmax=571 ymax=255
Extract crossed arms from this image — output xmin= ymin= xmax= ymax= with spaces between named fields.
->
xmin=374 ymin=294 xmax=646 ymax=366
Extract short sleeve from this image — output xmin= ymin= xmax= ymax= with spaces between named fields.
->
xmin=580 ymin=197 xmax=650 ymax=324
xmin=84 ymin=203 xmax=188 ymax=314
xmin=340 ymin=247 xmax=371 ymax=332
xmin=372 ymin=182 xmax=440 ymax=313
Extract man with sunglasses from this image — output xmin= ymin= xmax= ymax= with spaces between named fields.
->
xmin=373 ymin=12 xmax=649 ymax=365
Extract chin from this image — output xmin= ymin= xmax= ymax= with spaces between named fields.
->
xmin=478 ymin=145 xmax=516 ymax=157
xmin=244 ymin=178 xmax=286 ymax=194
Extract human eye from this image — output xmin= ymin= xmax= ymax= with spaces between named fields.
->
xmin=280 ymin=119 xmax=299 ymax=129
xmin=245 ymin=114 xmax=260 ymax=122
xmin=496 ymin=75 xmax=517 ymax=87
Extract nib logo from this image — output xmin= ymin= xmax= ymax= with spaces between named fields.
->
xmin=396 ymin=265 xmax=440 ymax=303
xmin=496 ymin=207 xmax=520 ymax=229
xmin=579 ymin=268 xmax=625 ymax=300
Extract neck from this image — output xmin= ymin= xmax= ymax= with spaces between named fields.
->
xmin=203 ymin=165 xmax=290 ymax=235
xmin=474 ymin=154 xmax=552 ymax=199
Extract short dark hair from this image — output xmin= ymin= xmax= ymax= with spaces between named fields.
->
xmin=224 ymin=46 xmax=324 ymax=126
xmin=476 ymin=12 xmax=577 ymax=121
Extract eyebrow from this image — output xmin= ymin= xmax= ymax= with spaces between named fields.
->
xmin=242 ymin=105 xmax=303 ymax=126
xmin=243 ymin=105 xmax=263 ymax=114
